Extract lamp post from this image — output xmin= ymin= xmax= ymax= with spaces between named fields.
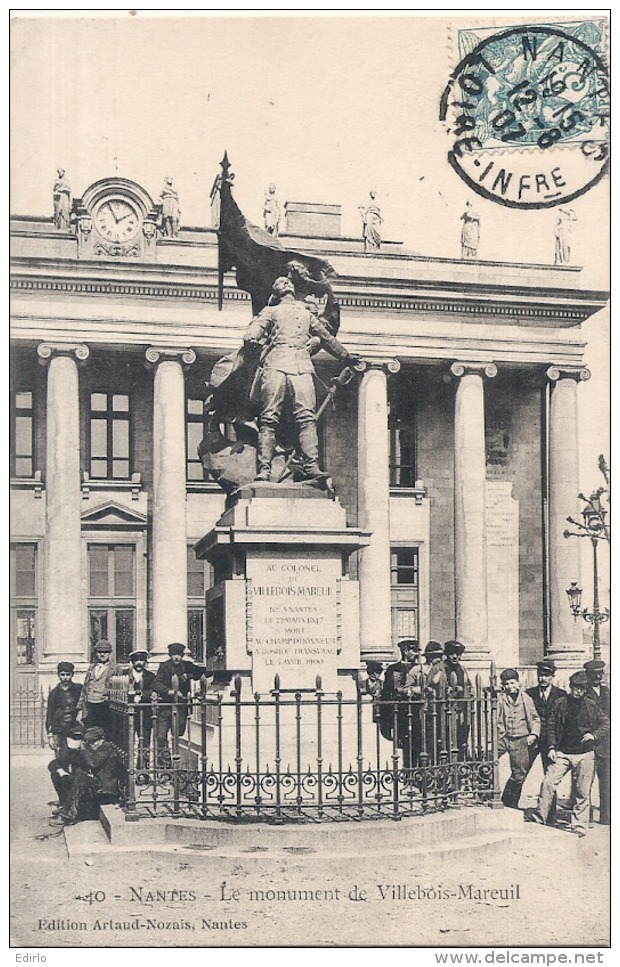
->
xmin=564 ymin=483 xmax=610 ymax=661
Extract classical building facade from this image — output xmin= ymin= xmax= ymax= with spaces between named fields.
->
xmin=10 ymin=175 xmax=608 ymax=689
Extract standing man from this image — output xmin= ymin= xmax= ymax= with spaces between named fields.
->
xmin=153 ymin=643 xmax=206 ymax=765
xmin=526 ymin=670 xmax=609 ymax=836
xmin=525 ymin=659 xmax=566 ymax=821
xmin=379 ymin=640 xmax=426 ymax=771
xmin=77 ymin=640 xmax=117 ymax=735
xmin=584 ymin=659 xmax=610 ymax=825
xmin=244 ymin=276 xmax=357 ymax=482
xmin=497 ymin=669 xmax=540 ymax=809
xmin=444 ymin=640 xmax=473 ymax=759
xmin=46 ymin=661 xmax=82 ymax=758
xmin=125 ymin=650 xmax=156 ymax=770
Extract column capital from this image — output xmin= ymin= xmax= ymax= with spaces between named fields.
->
xmin=359 ymin=357 xmax=401 ymax=375
xmin=37 ymin=343 xmax=89 ymax=366
xmin=145 ymin=346 xmax=197 ymax=369
xmin=450 ymin=360 xmax=497 ymax=380
xmin=546 ymin=365 xmax=591 ymax=383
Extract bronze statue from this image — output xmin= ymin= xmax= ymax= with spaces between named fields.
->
xmin=244 ymin=277 xmax=357 ymax=482
xmin=53 ymin=168 xmax=71 ymax=231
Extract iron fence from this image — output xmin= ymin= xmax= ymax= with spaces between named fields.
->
xmin=10 ymin=685 xmax=48 ymax=747
xmin=109 ymin=666 xmax=501 ymax=823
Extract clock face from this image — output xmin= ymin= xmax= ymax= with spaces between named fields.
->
xmin=94 ymin=198 xmax=140 ymax=242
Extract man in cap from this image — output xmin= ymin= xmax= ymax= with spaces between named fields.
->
xmin=77 ymin=640 xmax=117 ymax=735
xmin=444 ymin=641 xmax=473 ymax=759
xmin=584 ymin=659 xmax=610 ymax=825
xmin=125 ymin=650 xmax=157 ymax=771
xmin=46 ymin=661 xmax=82 ymax=758
xmin=379 ymin=639 xmax=426 ymax=772
xmin=497 ymin=669 xmax=540 ymax=809
xmin=243 ymin=276 xmax=358 ymax=482
xmin=423 ymin=641 xmax=448 ymax=696
xmin=58 ymin=726 xmax=121 ymax=824
xmin=153 ymin=644 xmax=206 ymax=766
xmin=526 ymin=670 xmax=609 ymax=836
xmin=48 ymin=722 xmax=85 ymax=823
xmin=524 ymin=659 xmax=566 ymax=821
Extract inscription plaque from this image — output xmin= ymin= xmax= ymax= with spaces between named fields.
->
xmin=246 ymin=551 xmax=341 ymax=693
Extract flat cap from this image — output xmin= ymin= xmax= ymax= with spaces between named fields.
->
xmin=424 ymin=640 xmax=444 ymax=657
xmin=83 ymin=726 xmax=105 ymax=742
xmin=536 ymin=660 xmax=556 ymax=675
xmin=167 ymin=642 xmax=186 ymax=655
xmin=57 ymin=661 xmax=75 ymax=674
xmin=569 ymin=670 xmax=589 ymax=687
xmin=584 ymin=660 xmax=606 ymax=672
xmin=500 ymin=668 xmax=520 ymax=683
xmin=397 ymin=639 xmax=420 ymax=652
xmin=67 ymin=724 xmax=84 ymax=739
xmin=129 ymin=650 xmax=149 ymax=662
xmin=93 ymin=640 xmax=112 ymax=653
xmin=444 ymin=640 xmax=465 ymax=656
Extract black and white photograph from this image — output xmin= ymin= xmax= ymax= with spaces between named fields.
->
xmin=9 ymin=10 xmax=611 ymax=954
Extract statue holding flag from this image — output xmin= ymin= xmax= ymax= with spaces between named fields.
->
xmin=201 ymin=154 xmax=361 ymax=493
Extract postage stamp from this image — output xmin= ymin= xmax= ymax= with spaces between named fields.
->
xmin=439 ymin=20 xmax=610 ymax=208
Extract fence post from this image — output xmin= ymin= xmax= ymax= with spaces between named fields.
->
xmin=234 ymin=675 xmax=243 ymax=817
xmin=391 ymin=700 xmax=401 ymax=820
xmin=315 ymin=676 xmax=324 ymax=820
xmin=253 ymin=688 xmax=262 ymax=816
xmin=125 ymin=698 xmax=138 ymax=819
xmin=488 ymin=661 xmax=502 ymax=808
xmin=200 ymin=678 xmax=208 ymax=817
xmin=171 ymin=700 xmax=181 ymax=817
xmin=272 ymin=675 xmax=283 ymax=824
xmin=355 ymin=674 xmax=364 ymax=819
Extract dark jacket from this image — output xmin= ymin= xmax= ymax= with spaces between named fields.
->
xmin=125 ymin=668 xmax=157 ymax=704
xmin=526 ymin=684 xmax=567 ymax=750
xmin=46 ymin=681 xmax=82 ymax=735
xmin=153 ymin=659 xmax=206 ymax=702
xmin=547 ymin=695 xmax=609 ymax=755
xmin=585 ymin=683 xmax=611 ymax=758
xmin=379 ymin=661 xmax=425 ymax=742
xmin=79 ymin=740 xmax=121 ymax=798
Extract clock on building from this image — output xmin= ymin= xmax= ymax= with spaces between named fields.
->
xmin=93 ymin=198 xmax=141 ymax=242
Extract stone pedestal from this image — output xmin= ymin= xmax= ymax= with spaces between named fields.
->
xmin=195 ymin=486 xmax=369 ymax=693
xmin=452 ymin=362 xmax=496 ymax=660
xmin=546 ymin=367 xmax=589 ymax=665
xmin=37 ymin=343 xmax=89 ymax=660
xmin=147 ymin=347 xmax=196 ymax=658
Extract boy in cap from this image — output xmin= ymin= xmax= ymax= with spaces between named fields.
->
xmin=46 ymin=662 xmax=82 ymax=757
xmin=584 ymin=659 xmax=610 ymax=825
xmin=423 ymin=641 xmax=448 ymax=697
xmin=153 ymin=643 xmax=206 ymax=765
xmin=497 ymin=669 xmax=540 ymax=809
xmin=526 ymin=670 xmax=609 ymax=836
xmin=125 ymin=650 xmax=157 ymax=770
xmin=59 ymin=726 xmax=121 ymax=824
xmin=77 ymin=640 xmax=117 ymax=735
xmin=443 ymin=641 xmax=473 ymax=759
xmin=48 ymin=722 xmax=85 ymax=823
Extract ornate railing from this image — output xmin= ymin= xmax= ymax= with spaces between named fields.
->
xmin=109 ymin=667 xmax=501 ymax=823
xmin=10 ymin=684 xmax=48 ymax=747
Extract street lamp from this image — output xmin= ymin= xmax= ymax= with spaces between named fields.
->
xmin=564 ymin=483 xmax=610 ymax=661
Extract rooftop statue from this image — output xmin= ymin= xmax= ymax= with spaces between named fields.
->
xmin=160 ymin=177 xmax=181 ymax=237
xmin=358 ymin=190 xmax=382 ymax=251
xmin=460 ymin=200 xmax=481 ymax=259
xmin=554 ymin=208 xmax=577 ymax=265
xmin=263 ymin=183 xmax=280 ymax=237
xmin=53 ymin=168 xmax=71 ymax=231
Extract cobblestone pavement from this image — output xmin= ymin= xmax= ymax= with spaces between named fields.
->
xmin=10 ymin=752 xmax=609 ymax=949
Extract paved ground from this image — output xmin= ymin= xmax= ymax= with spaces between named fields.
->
xmin=10 ymin=751 xmax=610 ymax=949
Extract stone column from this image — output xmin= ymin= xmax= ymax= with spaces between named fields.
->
xmin=37 ymin=343 xmax=89 ymax=660
xmin=546 ymin=366 xmax=590 ymax=664
xmin=146 ymin=347 xmax=196 ymax=659
xmin=451 ymin=361 xmax=497 ymax=660
xmin=357 ymin=359 xmax=400 ymax=661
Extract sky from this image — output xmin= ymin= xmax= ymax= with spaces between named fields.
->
xmin=10 ymin=10 xmax=610 ymax=505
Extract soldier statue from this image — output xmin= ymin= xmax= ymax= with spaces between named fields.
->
xmin=243 ymin=276 xmax=358 ymax=482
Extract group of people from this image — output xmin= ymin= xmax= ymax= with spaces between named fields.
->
xmin=45 ymin=642 xmax=206 ymax=826
xmin=492 ymin=659 xmax=609 ymax=836
xmin=366 ymin=638 xmax=474 ymax=767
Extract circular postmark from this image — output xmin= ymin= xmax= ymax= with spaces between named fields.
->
xmin=439 ymin=24 xmax=609 ymax=208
